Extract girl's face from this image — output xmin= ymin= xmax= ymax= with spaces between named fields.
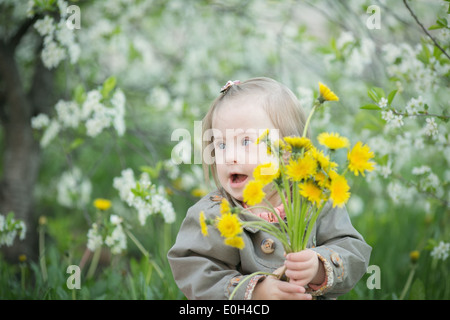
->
xmin=212 ymin=95 xmax=276 ymax=202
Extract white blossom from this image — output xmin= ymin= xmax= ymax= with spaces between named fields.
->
xmin=57 ymin=167 xmax=92 ymax=209
xmin=104 ymin=223 xmax=127 ymax=255
xmin=34 ymin=16 xmax=55 ymax=37
xmin=412 ymin=165 xmax=431 ymax=175
xmin=87 ymin=223 xmax=103 ymax=251
xmin=381 ymin=110 xmax=395 ymax=122
xmin=378 ymin=97 xmax=388 ymax=108
xmin=391 ymin=115 xmax=404 ymax=128
xmin=31 ymin=113 xmax=50 ymax=129
xmin=113 ymin=168 xmax=176 ymax=225
xmin=55 ymin=100 xmax=80 ymax=128
xmin=378 ymin=162 xmax=392 ymax=178
xmin=0 ymin=213 xmax=27 ymax=248
xmin=41 ymin=39 xmax=66 ymax=69
xmin=431 ymin=241 xmax=449 ymax=261
xmin=40 ymin=120 xmax=61 ymax=147
xmin=113 ymin=168 xmax=136 ymax=202
xmin=423 ymin=118 xmax=438 ymax=138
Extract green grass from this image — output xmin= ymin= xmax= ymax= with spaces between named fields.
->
xmin=1 ymin=192 xmax=448 ymax=300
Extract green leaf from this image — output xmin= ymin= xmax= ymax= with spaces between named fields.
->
xmin=367 ymin=87 xmax=385 ymax=103
xmin=140 ymin=162 xmax=163 ymax=179
xmin=360 ymin=104 xmax=381 ymax=110
xmin=409 ymin=278 xmax=426 ymax=300
xmin=387 ymin=89 xmax=398 ymax=105
xmin=437 ymin=17 xmax=448 ymax=27
xmin=101 ymin=76 xmax=117 ymax=99
xmin=68 ymin=138 xmax=84 ymax=152
xmin=376 ymin=154 xmax=389 ymax=166
xmin=428 ymin=24 xmax=444 ymax=30
xmin=73 ymin=85 xmax=86 ymax=104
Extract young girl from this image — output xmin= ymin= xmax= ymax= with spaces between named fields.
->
xmin=168 ymin=77 xmax=371 ymax=300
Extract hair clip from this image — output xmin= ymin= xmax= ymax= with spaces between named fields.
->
xmin=220 ymin=80 xmax=241 ymax=93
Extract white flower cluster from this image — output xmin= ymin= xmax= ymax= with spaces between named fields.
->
xmin=31 ymin=88 xmax=126 ymax=147
xmin=87 ymin=214 xmax=127 ymax=254
xmin=382 ymin=43 xmax=450 ymax=93
xmin=411 ymin=165 xmax=442 ymax=197
xmin=378 ymin=92 xmax=442 ymax=139
xmin=331 ymin=31 xmax=376 ymax=76
xmin=0 ymin=212 xmax=26 ymax=248
xmin=57 ymin=167 xmax=92 ymax=209
xmin=386 ymin=181 xmax=415 ymax=205
xmin=430 ymin=241 xmax=449 ymax=261
xmin=423 ymin=118 xmax=438 ymax=138
xmin=405 ymin=96 xmax=425 ymax=118
xmin=32 ymin=0 xmax=80 ymax=69
xmin=113 ymin=168 xmax=176 ymax=225
xmin=381 ymin=110 xmax=404 ymax=129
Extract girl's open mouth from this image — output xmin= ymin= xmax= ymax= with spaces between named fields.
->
xmin=229 ymin=173 xmax=248 ymax=188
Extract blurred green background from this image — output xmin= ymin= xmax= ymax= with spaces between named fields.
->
xmin=0 ymin=0 xmax=449 ymax=300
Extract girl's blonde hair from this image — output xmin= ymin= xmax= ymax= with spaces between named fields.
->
xmin=202 ymin=77 xmax=309 ymax=194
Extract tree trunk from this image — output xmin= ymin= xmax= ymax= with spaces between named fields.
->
xmin=0 ymin=40 xmax=54 ymax=262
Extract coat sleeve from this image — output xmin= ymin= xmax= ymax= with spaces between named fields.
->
xmin=309 ymin=201 xmax=372 ymax=298
xmin=167 ymin=198 xmax=256 ymax=300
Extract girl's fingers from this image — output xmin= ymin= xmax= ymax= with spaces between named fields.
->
xmin=284 ymin=259 xmax=314 ymax=271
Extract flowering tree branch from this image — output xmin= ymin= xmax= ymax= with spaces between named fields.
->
xmin=403 ymin=0 xmax=450 ymax=61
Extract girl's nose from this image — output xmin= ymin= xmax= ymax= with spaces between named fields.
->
xmin=225 ymin=146 xmax=238 ymax=164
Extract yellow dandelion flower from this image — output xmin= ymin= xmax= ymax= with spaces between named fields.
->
xmin=216 ymin=213 xmax=242 ymax=238
xmin=19 ymin=254 xmax=27 ymax=263
xmin=308 ymin=147 xmax=337 ymax=172
xmin=314 ymin=171 xmax=329 ymax=189
xmin=191 ymin=188 xmax=208 ymax=198
xmin=243 ymin=180 xmax=266 ymax=206
xmin=224 ymin=236 xmax=245 ymax=250
xmin=329 ymin=174 xmax=350 ymax=208
xmin=347 ymin=141 xmax=376 ymax=176
xmin=285 ymin=154 xmax=318 ymax=182
xmin=299 ymin=181 xmax=324 ymax=206
xmin=318 ymin=82 xmax=339 ymax=102
xmin=220 ymin=198 xmax=231 ymax=215
xmin=255 ymin=129 xmax=270 ymax=144
xmin=283 ymin=136 xmax=312 ymax=152
xmin=410 ymin=250 xmax=420 ymax=264
xmin=93 ymin=198 xmax=112 ymax=211
xmin=272 ymin=139 xmax=287 ymax=152
xmin=39 ymin=215 xmax=48 ymax=226
xmin=199 ymin=211 xmax=208 ymax=236
xmin=317 ymin=132 xmax=349 ymax=150
xmin=253 ymin=162 xmax=280 ymax=185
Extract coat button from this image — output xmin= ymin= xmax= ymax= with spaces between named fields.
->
xmin=330 ymin=252 xmax=342 ymax=268
xmin=261 ymin=238 xmax=275 ymax=254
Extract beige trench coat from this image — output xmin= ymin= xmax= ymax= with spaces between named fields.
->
xmin=168 ymin=190 xmax=371 ymax=300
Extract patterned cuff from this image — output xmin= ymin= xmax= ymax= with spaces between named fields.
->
xmin=244 ymin=275 xmax=266 ymax=300
xmin=226 ymin=274 xmax=266 ymax=300
xmin=306 ymin=252 xmax=334 ymax=296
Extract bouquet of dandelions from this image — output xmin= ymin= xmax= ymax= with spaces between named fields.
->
xmin=200 ymin=82 xmax=376 ymax=298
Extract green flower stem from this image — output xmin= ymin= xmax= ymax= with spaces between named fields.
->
xmin=20 ymin=264 xmax=26 ymax=292
xmin=38 ymin=225 xmax=48 ymax=283
xmin=87 ymin=247 xmax=101 ymax=279
xmin=125 ymin=228 xmax=164 ymax=280
xmin=229 ymin=271 xmax=276 ymax=300
xmin=302 ymin=203 xmax=325 ymax=250
xmin=302 ymin=100 xmax=321 ymax=138
xmin=262 ymin=198 xmax=290 ymax=239
xmin=399 ymin=264 xmax=417 ymax=300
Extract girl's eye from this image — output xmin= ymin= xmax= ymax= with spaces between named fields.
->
xmin=217 ymin=142 xmax=226 ymax=150
xmin=242 ymin=137 xmax=252 ymax=146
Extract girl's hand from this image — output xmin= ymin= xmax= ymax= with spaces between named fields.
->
xmin=251 ymin=267 xmax=312 ymax=300
xmin=284 ymin=249 xmax=325 ymax=287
